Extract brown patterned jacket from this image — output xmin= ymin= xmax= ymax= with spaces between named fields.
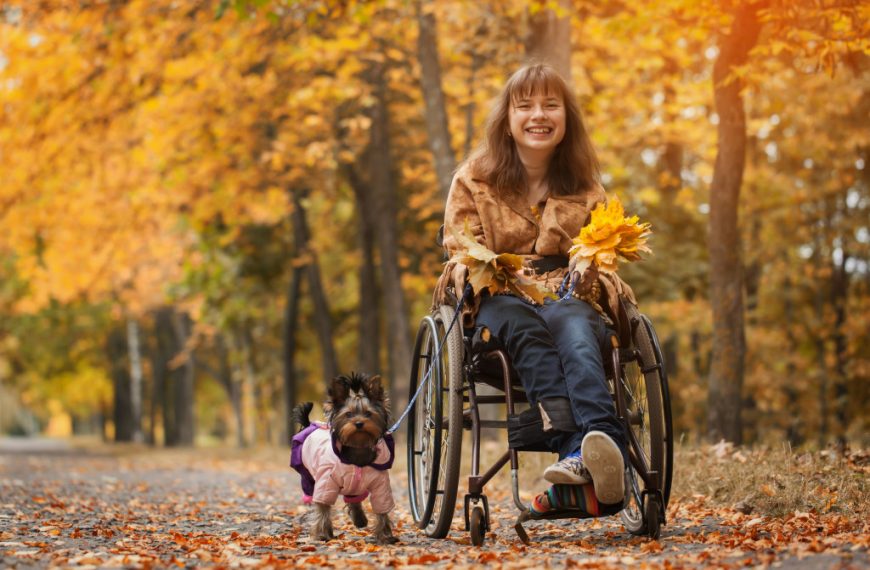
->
xmin=432 ymin=162 xmax=636 ymax=329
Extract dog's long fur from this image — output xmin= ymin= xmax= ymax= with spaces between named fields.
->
xmin=293 ymin=373 xmax=397 ymax=544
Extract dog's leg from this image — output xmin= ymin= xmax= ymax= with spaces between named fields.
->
xmin=346 ymin=502 xmax=368 ymax=528
xmin=311 ymin=503 xmax=334 ymax=541
xmin=372 ymin=513 xmax=399 ymax=544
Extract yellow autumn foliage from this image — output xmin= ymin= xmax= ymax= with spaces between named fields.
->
xmin=568 ymin=196 xmax=652 ymax=275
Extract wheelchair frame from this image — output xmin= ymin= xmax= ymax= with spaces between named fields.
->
xmin=406 ymin=292 xmax=673 ymax=545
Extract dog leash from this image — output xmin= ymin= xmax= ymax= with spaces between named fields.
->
xmin=386 ymin=286 xmax=468 ymax=435
xmin=556 ymin=271 xmax=578 ymax=301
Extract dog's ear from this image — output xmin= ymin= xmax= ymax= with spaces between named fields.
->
xmin=363 ymin=374 xmax=385 ymax=403
xmin=329 ymin=375 xmax=351 ymax=408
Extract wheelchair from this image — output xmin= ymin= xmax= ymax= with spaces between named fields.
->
xmin=406 ymin=283 xmax=673 ymax=545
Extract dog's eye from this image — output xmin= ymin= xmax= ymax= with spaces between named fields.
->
xmin=345 ymin=411 xmax=353 ymax=417
xmin=364 ymin=411 xmax=372 ymax=418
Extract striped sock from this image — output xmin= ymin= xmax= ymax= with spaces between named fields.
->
xmin=546 ymin=484 xmax=601 ymax=516
xmin=530 ymin=491 xmax=551 ymax=515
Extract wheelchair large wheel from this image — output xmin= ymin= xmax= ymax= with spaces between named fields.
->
xmin=407 ymin=304 xmax=464 ymax=538
xmin=642 ymin=314 xmax=674 ymax=508
xmin=616 ymin=306 xmax=672 ymax=538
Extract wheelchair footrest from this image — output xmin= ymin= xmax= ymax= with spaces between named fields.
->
xmin=515 ymin=503 xmax=624 ymax=544
xmin=527 ymin=507 xmax=616 ymax=521
xmin=526 ymin=496 xmax=624 ymax=520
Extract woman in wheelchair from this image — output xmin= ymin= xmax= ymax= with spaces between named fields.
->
xmin=433 ymin=63 xmax=637 ymax=509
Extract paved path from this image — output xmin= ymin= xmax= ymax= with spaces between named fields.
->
xmin=0 ymin=440 xmax=865 ymax=568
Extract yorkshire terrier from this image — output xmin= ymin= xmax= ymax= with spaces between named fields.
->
xmin=290 ymin=373 xmax=398 ymax=544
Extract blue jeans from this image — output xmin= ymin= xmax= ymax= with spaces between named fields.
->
xmin=475 ymin=294 xmax=625 ymax=459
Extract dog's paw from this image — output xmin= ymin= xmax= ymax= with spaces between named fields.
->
xmin=347 ymin=504 xmax=368 ymax=528
xmin=311 ymin=526 xmax=336 ymax=541
xmin=350 ymin=513 xmax=368 ymax=528
xmin=369 ymin=534 xmax=399 ymax=545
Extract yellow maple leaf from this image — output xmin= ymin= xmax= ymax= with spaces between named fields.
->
xmin=449 ymin=220 xmax=555 ymax=304
xmin=568 ymin=196 xmax=652 ymax=275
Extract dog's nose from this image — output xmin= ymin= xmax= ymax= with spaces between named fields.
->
xmin=355 ymin=421 xmax=364 ymax=429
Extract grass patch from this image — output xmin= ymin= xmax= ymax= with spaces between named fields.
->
xmin=672 ymin=443 xmax=869 ymax=519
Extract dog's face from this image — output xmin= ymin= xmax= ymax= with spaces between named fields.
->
xmin=326 ymin=373 xmax=390 ymax=448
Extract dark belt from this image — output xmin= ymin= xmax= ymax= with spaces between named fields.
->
xmin=528 ymin=255 xmax=568 ymax=274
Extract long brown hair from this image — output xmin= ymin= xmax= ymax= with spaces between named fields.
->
xmin=467 ymin=63 xmax=600 ymax=197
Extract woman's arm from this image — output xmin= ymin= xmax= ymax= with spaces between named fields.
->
xmin=432 ymin=169 xmax=484 ymax=320
xmin=582 ymin=186 xmax=639 ymax=320
xmin=442 ymin=171 xmax=485 ymax=257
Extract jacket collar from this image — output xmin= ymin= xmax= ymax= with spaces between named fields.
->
xmin=468 ymin=175 xmax=538 ymax=226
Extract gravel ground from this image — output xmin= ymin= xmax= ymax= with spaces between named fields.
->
xmin=0 ymin=438 xmax=865 ymax=568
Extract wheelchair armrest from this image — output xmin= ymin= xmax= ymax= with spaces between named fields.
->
xmin=616 ymin=294 xmax=640 ymax=348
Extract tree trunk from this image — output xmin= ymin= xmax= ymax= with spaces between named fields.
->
xmin=171 ymin=311 xmax=195 ymax=446
xmin=367 ymin=59 xmax=414 ymax=409
xmin=659 ymin=56 xmax=683 ymax=207
xmin=282 ymin=263 xmax=304 ymax=444
xmin=100 ymin=402 xmax=109 ymax=442
xmin=344 ymin=164 xmax=382 ymax=374
xmin=151 ymin=308 xmax=173 ymax=445
xmin=464 ymin=51 xmax=483 ymax=158
xmin=141 ymin=319 xmax=156 ymax=446
xmin=108 ymin=326 xmax=135 ymax=442
xmin=831 ymin=220 xmax=849 ymax=450
xmin=240 ymin=324 xmax=259 ymax=443
xmin=291 ymin=190 xmax=339 ymax=385
xmin=706 ymin=3 xmax=762 ymax=444
xmin=814 ymin=262 xmax=828 ymax=449
xmin=218 ymin=333 xmax=247 ymax=448
xmin=126 ymin=318 xmax=144 ymax=443
xmin=416 ymin=0 xmax=455 ymax=199
xmin=782 ymin=271 xmax=804 ymax=447
xmin=525 ymin=0 xmax=572 ymax=82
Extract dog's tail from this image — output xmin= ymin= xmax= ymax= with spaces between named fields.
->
xmin=291 ymin=402 xmax=314 ymax=432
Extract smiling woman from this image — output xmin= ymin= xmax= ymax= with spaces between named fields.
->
xmin=509 ymin=91 xmax=567 ymax=205
xmin=434 ymin=63 xmax=638 ymax=509
xmin=465 ymin=63 xmax=600 ymax=204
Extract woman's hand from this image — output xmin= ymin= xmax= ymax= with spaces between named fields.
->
xmin=453 ymin=262 xmax=469 ymax=297
xmin=572 ymin=263 xmax=599 ymax=296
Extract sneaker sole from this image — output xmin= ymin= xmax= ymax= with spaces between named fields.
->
xmin=543 ymin=466 xmax=590 ymax=485
xmin=581 ymin=431 xmax=625 ymax=504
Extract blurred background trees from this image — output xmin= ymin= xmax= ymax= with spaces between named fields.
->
xmin=0 ymin=0 xmax=866 ymax=448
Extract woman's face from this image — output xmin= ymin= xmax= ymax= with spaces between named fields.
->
xmin=508 ymin=91 xmax=566 ymax=157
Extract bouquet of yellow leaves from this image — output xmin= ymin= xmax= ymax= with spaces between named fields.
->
xmin=450 ymin=221 xmax=555 ymax=304
xmin=568 ymin=196 xmax=652 ymax=276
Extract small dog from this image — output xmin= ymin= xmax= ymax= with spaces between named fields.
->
xmin=290 ymin=373 xmax=398 ymax=544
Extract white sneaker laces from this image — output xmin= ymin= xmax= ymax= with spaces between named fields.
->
xmin=559 ymin=456 xmax=589 ymax=477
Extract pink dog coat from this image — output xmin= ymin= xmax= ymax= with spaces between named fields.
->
xmin=290 ymin=423 xmax=395 ymax=514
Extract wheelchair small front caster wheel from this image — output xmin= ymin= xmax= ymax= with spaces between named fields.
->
xmin=469 ymin=506 xmax=486 ymax=546
xmin=645 ymin=495 xmax=661 ymax=540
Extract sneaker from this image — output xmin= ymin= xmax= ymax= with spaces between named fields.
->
xmin=543 ymin=450 xmax=591 ymax=485
xmin=581 ymin=431 xmax=625 ymax=504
